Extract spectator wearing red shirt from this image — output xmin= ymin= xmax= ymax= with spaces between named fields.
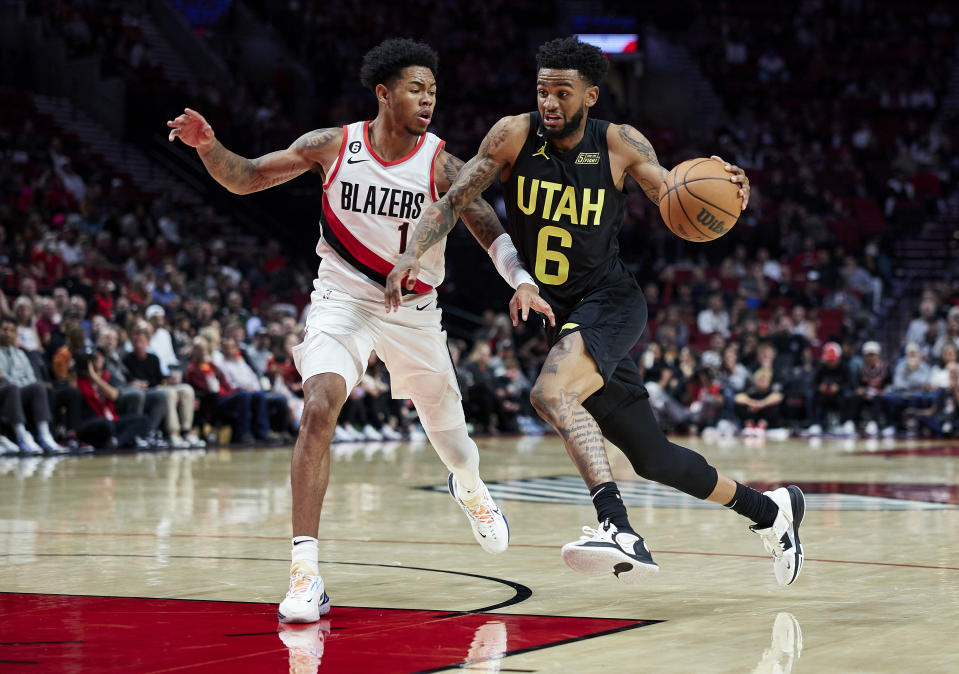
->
xmin=74 ymin=348 xmax=151 ymax=450
xmin=186 ymin=338 xmax=265 ymax=445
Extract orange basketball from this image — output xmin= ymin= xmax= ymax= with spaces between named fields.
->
xmin=658 ymin=157 xmax=742 ymax=242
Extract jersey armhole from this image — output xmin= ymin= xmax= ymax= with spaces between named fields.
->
xmin=429 ymin=139 xmax=446 ymax=202
xmin=322 ymin=125 xmax=349 ymax=190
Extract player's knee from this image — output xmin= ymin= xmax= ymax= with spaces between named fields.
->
xmin=300 ymin=392 xmax=340 ymax=430
xmin=529 ymin=380 xmax=560 ymax=423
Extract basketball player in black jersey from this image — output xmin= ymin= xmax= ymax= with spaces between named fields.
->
xmin=387 ymin=37 xmax=805 ymax=587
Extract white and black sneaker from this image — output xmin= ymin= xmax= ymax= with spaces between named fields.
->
xmin=278 ymin=561 xmax=332 ymax=623
xmin=561 ymin=519 xmax=659 ymax=584
xmin=750 ymin=486 xmax=805 ymax=586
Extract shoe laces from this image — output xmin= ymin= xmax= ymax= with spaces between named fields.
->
xmin=578 ymin=520 xmax=614 ymax=542
xmin=465 ymin=496 xmax=497 ymax=526
xmin=287 ymin=573 xmax=317 ymax=599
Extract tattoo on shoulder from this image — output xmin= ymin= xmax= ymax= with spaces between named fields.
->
xmin=295 ymin=127 xmax=340 ymax=151
xmin=441 ymin=152 xmax=465 ymax=186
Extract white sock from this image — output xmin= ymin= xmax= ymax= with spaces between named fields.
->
xmin=291 ymin=536 xmax=319 ymax=575
xmin=37 ymin=421 xmax=56 ymax=444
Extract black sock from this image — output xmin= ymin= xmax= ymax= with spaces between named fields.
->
xmin=725 ymin=482 xmax=779 ymax=528
xmin=590 ymin=482 xmax=634 ymax=533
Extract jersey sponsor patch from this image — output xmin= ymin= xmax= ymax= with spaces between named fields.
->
xmin=575 ymin=152 xmax=600 ymax=165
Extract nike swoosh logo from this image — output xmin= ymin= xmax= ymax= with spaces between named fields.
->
xmin=415 ymin=302 xmax=431 ymax=311
xmin=347 ymin=157 xmax=368 ymax=164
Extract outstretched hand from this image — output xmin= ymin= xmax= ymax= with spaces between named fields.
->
xmin=167 ymin=108 xmax=215 ymax=149
xmin=385 ymin=254 xmax=420 ymax=313
xmin=710 ymin=155 xmax=750 ymax=210
xmin=509 ymin=283 xmax=555 ymax=327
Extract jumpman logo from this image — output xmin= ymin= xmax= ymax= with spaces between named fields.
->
xmin=532 ymin=142 xmax=550 ymax=160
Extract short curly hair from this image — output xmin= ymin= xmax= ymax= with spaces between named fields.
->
xmin=359 ymin=38 xmax=439 ymax=92
xmin=535 ymin=36 xmax=609 ymax=87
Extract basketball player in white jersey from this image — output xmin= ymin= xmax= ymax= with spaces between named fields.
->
xmin=167 ymin=39 xmax=554 ymax=623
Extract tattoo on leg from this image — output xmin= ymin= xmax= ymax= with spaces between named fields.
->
xmin=556 ymin=389 xmax=612 ymax=485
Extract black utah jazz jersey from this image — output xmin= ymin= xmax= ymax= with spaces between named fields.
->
xmin=503 ymin=112 xmax=631 ymax=317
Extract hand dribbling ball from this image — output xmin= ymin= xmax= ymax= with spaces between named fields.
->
xmin=658 ymin=158 xmax=742 ymax=242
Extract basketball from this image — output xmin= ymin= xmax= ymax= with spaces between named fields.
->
xmin=658 ymin=157 xmax=742 ymax=242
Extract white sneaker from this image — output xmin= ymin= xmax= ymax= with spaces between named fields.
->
xmin=169 ymin=434 xmax=192 ymax=449
xmin=561 ymin=519 xmax=659 ymax=583
xmin=0 ymin=435 xmax=19 ymax=455
xmin=865 ymin=420 xmax=879 ymax=437
xmin=342 ymin=425 xmax=365 ymax=442
xmin=881 ymin=425 xmax=896 ymax=438
xmin=38 ymin=433 xmax=68 ymax=454
xmin=184 ymin=432 xmax=206 ymax=448
xmin=361 ymin=424 xmax=383 ymax=441
xmin=332 ymin=425 xmax=351 ymax=443
xmin=278 ymin=561 xmax=331 ymax=623
xmin=448 ymin=474 xmax=509 ymax=554
xmin=17 ymin=431 xmax=43 ymax=455
xmin=840 ymin=420 xmax=857 ymax=437
xmin=408 ymin=424 xmax=427 ymax=442
xmin=379 ymin=424 xmax=403 ymax=441
xmin=767 ymin=428 xmax=791 ymax=441
xmin=750 ymin=486 xmax=805 ymax=586
xmin=803 ymin=424 xmax=823 ymax=437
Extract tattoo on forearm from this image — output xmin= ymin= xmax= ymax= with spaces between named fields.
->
xmin=619 ymin=125 xmax=667 ymax=204
xmin=199 ymin=140 xmax=258 ymax=191
xmin=443 ymin=152 xmax=505 ymax=250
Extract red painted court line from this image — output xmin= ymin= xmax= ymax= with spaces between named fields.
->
xmin=2 ymin=530 xmax=957 ymax=572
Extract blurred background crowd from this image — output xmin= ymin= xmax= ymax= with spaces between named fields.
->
xmin=1 ymin=0 xmax=958 ymax=452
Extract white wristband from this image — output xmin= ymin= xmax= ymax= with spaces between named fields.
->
xmin=488 ymin=233 xmax=537 ymax=290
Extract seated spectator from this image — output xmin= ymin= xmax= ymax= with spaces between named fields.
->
xmin=734 ymin=368 xmax=785 ymax=435
xmin=97 ymin=326 xmax=168 ymax=443
xmin=74 ymin=348 xmax=151 ymax=450
xmin=13 ymin=296 xmax=42 ymax=354
xmin=936 ymin=363 xmax=959 ymax=437
xmin=146 ymin=305 xmax=182 ymax=381
xmin=848 ymin=341 xmax=892 ymax=437
xmin=697 ymin=292 xmax=731 ymax=338
xmin=717 ymin=343 xmax=751 ymax=419
xmin=123 ymin=324 xmax=202 ymax=448
xmin=218 ymin=335 xmax=285 ymax=442
xmin=808 ymin=341 xmax=855 ymax=435
xmin=186 ymin=338 xmax=272 ymax=445
xmin=931 ymin=308 xmax=959 ymax=363
xmin=882 ymin=341 xmax=935 ymax=436
xmin=463 ymin=341 xmax=499 ymax=434
xmin=0 ymin=315 xmax=65 ymax=453
xmin=928 ymin=343 xmax=958 ymax=390
xmin=269 ymin=332 xmax=304 ymax=431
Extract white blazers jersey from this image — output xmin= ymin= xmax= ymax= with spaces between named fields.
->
xmin=315 ymin=120 xmax=446 ymax=303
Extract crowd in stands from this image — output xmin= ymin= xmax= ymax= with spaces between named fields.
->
xmin=3 ymin=3 xmax=959 ymax=453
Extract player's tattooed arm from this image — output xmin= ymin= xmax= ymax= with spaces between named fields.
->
xmin=402 ymin=117 xmax=516 ymax=258
xmin=197 ymin=127 xmax=341 ymax=194
xmin=433 ymin=150 xmax=506 ymax=251
xmin=615 ymin=124 xmax=668 ymax=205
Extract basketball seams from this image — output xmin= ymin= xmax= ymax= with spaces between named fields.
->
xmin=684 ymin=179 xmax=740 ymax=219
xmin=660 ymin=157 xmax=740 ymax=242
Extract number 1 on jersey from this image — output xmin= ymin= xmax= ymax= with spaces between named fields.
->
xmin=534 ymin=225 xmax=571 ymax=285
xmin=398 ymin=222 xmax=409 ymax=254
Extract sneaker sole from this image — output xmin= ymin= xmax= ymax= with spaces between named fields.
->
xmin=278 ymin=592 xmax=332 ymax=623
xmin=785 ymin=485 xmax=805 ymax=585
xmin=561 ymin=544 xmax=659 ymax=580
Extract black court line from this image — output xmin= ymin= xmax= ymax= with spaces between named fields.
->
xmin=0 ymin=553 xmax=532 ymax=614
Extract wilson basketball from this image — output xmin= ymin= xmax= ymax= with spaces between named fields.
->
xmin=658 ymin=158 xmax=742 ymax=242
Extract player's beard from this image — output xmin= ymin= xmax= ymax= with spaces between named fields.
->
xmin=541 ymin=106 xmax=586 ymax=140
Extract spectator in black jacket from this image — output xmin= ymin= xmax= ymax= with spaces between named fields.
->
xmin=807 ymin=341 xmax=855 ymax=435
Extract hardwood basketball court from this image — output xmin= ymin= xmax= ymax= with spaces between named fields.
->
xmin=1 ymin=432 xmax=957 ymax=672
